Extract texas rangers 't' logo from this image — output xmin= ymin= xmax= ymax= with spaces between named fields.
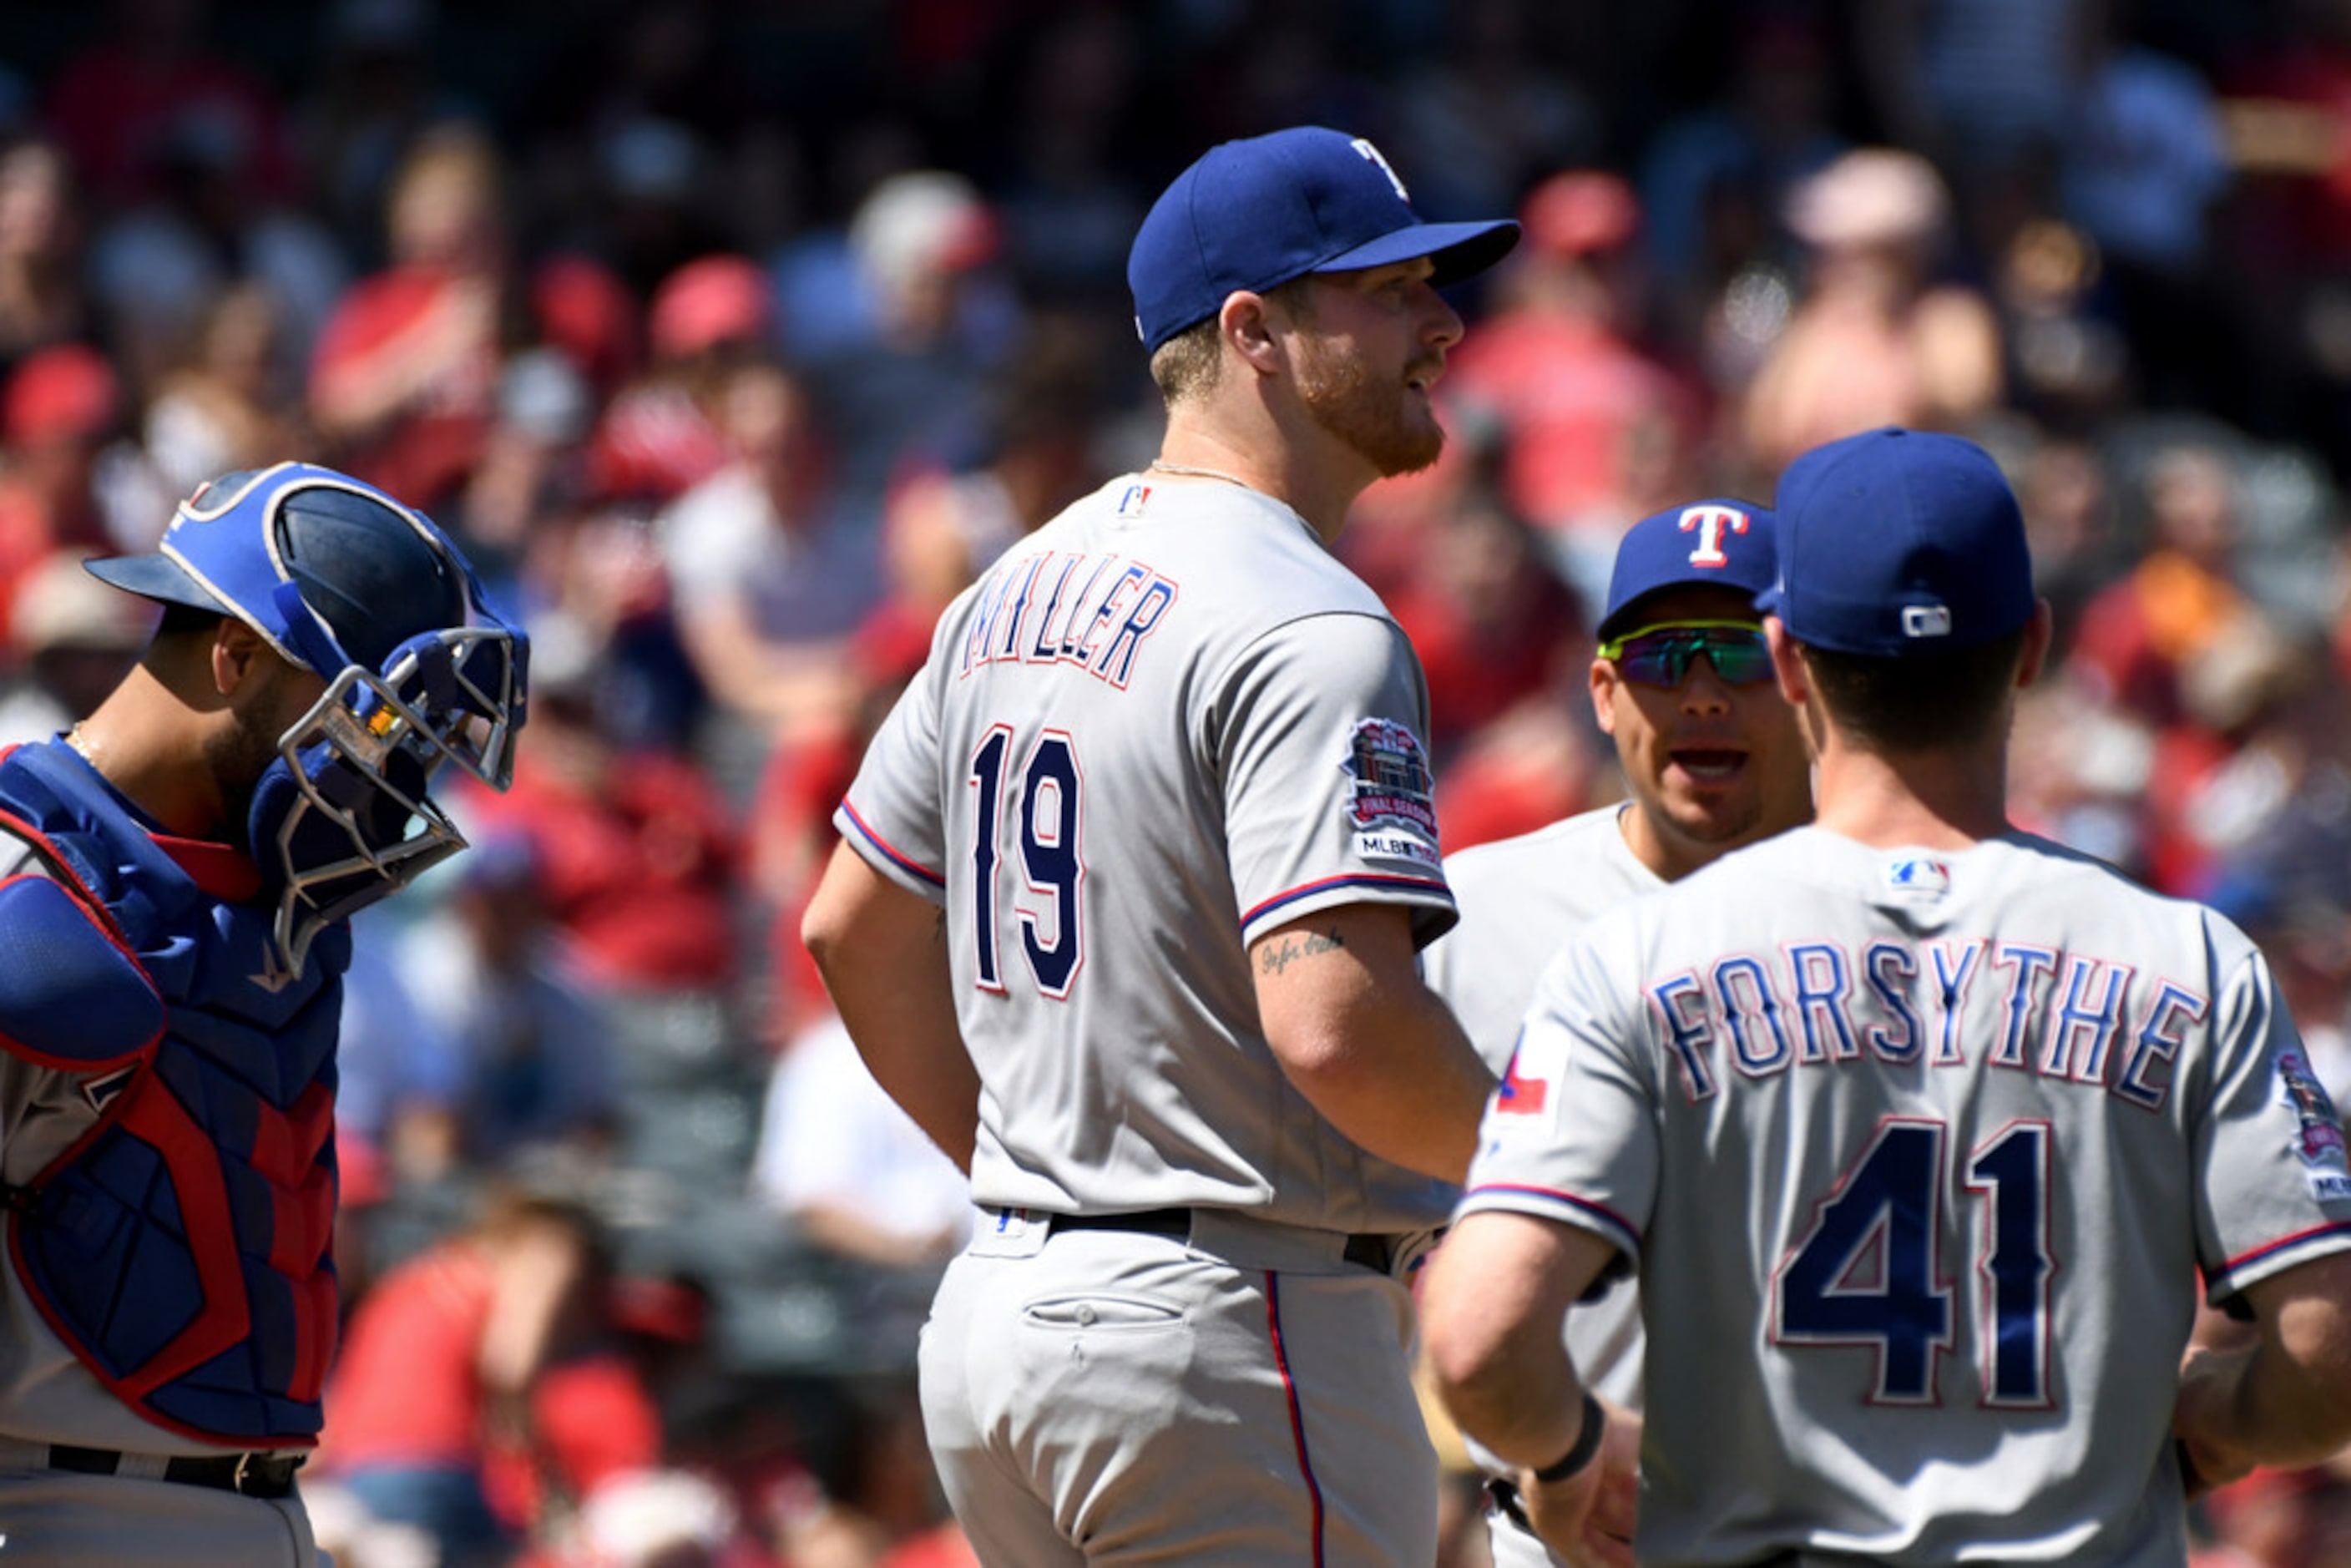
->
xmin=1351 ymin=139 xmax=1410 ymax=201
xmin=1679 ymin=505 xmax=1750 ymax=567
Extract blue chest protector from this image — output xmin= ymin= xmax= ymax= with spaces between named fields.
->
xmin=0 ymin=741 xmax=351 ymax=1445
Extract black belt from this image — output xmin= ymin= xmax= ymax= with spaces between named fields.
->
xmin=1045 ymin=1207 xmax=1399 ymax=1273
xmin=45 ymin=1443 xmax=303 ymax=1500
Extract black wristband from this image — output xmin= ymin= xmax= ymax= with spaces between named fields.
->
xmin=1529 ymin=1392 xmax=1605 ymax=1485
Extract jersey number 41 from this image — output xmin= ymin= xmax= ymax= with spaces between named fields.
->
xmin=1772 ymin=1119 xmax=2055 ymax=1408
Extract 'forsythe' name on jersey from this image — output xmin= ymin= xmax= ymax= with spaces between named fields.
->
xmin=959 ymin=550 xmax=1181 ymax=689
xmin=1648 ymin=938 xmax=2204 ymax=1109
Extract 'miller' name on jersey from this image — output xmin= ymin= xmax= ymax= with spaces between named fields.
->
xmin=958 ymin=549 xmax=1181 ymax=689
xmin=1646 ymin=938 xmax=2208 ymax=1110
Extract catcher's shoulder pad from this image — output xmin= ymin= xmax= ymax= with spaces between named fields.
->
xmin=0 ymin=872 xmax=164 ymax=1070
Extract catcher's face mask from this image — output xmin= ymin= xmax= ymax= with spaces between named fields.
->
xmin=251 ymin=613 xmax=527 ymax=977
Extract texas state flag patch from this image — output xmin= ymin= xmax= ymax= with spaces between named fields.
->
xmin=1496 ymin=1040 xmax=1548 ymax=1115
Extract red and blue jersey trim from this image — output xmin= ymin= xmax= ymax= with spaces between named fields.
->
xmin=838 ymin=800 xmax=947 ymax=891
xmin=2211 ymin=1219 xmax=2351 ymax=1294
xmin=1462 ymin=1181 xmax=1643 ymax=1259
xmin=1241 ymin=872 xmax=1452 ymax=935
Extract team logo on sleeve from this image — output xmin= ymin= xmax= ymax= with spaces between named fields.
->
xmin=2278 ymin=1049 xmax=2349 ymax=1169
xmin=1343 ymin=717 xmax=1440 ymax=868
xmin=1496 ymin=1040 xmax=1549 ymax=1115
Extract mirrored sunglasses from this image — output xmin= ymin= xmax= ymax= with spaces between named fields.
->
xmin=1599 ymin=620 xmax=1772 ymax=687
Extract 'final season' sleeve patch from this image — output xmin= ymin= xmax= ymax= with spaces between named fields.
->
xmin=1343 ymin=716 xmax=1440 ymax=872
xmin=2278 ymin=1048 xmax=2351 ymax=1204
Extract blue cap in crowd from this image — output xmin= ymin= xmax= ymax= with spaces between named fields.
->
xmin=1758 ymin=427 xmax=2033 ymax=656
xmin=1598 ymin=498 xmax=1779 ymax=640
xmin=1127 ymin=126 xmax=1519 ymax=353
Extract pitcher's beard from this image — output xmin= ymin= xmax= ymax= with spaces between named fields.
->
xmin=1296 ymin=343 xmax=1445 ymax=477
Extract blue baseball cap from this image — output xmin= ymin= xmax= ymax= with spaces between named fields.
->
xmin=84 ymin=463 xmax=474 ymax=678
xmin=1128 ymin=126 xmax=1519 ymax=353
xmin=1597 ymin=498 xmax=1778 ymax=641
xmin=1758 ymin=427 xmax=2033 ymax=656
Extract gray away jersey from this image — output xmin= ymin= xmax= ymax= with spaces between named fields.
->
xmin=1459 ymin=826 xmax=2351 ymax=1567
xmin=839 ymin=474 xmax=1459 ymax=1233
xmin=1421 ymin=805 xmax=1657 ymax=1410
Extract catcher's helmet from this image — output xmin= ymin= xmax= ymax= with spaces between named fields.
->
xmin=86 ymin=463 xmax=528 ymax=976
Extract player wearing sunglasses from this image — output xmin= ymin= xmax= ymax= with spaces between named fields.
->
xmin=1589 ymin=508 xmax=1809 ymax=883
xmin=1596 ymin=620 xmax=1773 ymax=689
xmin=1422 ymin=498 xmax=1809 ymax=1565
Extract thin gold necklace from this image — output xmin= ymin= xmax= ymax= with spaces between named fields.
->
xmin=64 ymin=722 xmax=100 ymax=766
xmin=1148 ymin=460 xmax=1255 ymax=490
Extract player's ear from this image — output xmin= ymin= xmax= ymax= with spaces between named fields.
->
xmin=1588 ymin=654 xmax=1620 ymax=736
xmin=210 ymin=617 xmax=273 ymax=698
xmin=2014 ymin=599 xmax=2056 ymax=690
xmin=1765 ymin=617 xmax=1808 ymax=709
xmin=1221 ymin=289 xmax=1283 ymax=377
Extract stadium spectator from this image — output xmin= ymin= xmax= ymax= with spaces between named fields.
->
xmin=658 ymin=357 xmax=881 ymax=765
xmin=1443 ymin=169 xmax=1698 ymax=611
xmin=0 ymin=139 xmax=88 ymax=372
xmin=1742 ymin=146 xmax=2004 ymax=469
xmin=589 ymin=252 xmax=769 ymax=508
xmin=455 ymin=635 xmax=741 ymax=994
xmin=321 ymin=1187 xmax=661 ymax=1565
xmin=397 ymin=832 xmax=623 ymax=1170
xmin=141 ymin=281 xmax=311 ymax=498
xmin=0 ymin=547 xmax=155 ymax=742
xmin=0 ymin=343 xmax=123 ymax=646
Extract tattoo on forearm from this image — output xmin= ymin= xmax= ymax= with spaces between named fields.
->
xmin=1258 ymin=926 xmax=1346 ymax=977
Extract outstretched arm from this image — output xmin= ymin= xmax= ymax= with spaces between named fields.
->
xmin=801 ymin=842 xmax=979 ymax=1173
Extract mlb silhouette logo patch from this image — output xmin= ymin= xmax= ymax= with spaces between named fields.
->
xmin=1883 ymin=855 xmax=1951 ymax=898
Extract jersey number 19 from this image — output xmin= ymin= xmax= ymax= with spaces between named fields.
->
xmin=969 ymin=726 xmax=1084 ymax=998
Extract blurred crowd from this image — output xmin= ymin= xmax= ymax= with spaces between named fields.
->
xmin=6 ymin=0 xmax=2351 ymax=1564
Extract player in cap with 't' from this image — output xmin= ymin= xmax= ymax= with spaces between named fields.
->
xmin=805 ymin=126 xmax=1514 ymax=1564
xmin=1423 ymin=427 xmax=2351 ymax=1566
xmin=1421 ymin=496 xmax=1811 ymax=1565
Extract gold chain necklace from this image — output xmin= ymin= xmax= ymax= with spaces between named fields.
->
xmin=1147 ymin=460 xmax=1256 ymax=490
xmin=64 ymin=722 xmax=101 ymax=767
